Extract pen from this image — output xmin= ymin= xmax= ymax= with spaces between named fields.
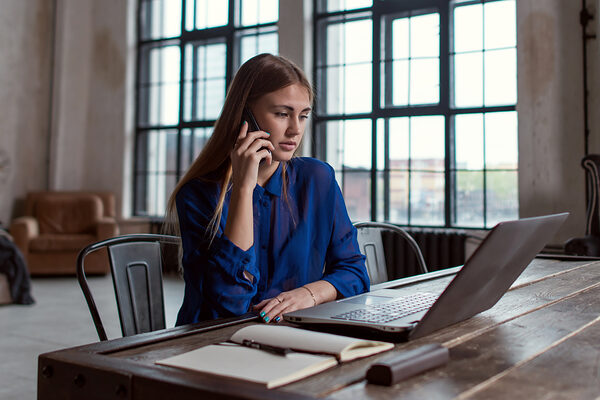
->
xmin=240 ymin=339 xmax=291 ymax=356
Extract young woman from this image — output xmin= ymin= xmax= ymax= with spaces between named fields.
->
xmin=166 ymin=53 xmax=369 ymax=325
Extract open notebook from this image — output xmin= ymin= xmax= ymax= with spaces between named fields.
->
xmin=156 ymin=325 xmax=393 ymax=388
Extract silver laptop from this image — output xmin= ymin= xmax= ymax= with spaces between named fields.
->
xmin=284 ymin=213 xmax=569 ymax=340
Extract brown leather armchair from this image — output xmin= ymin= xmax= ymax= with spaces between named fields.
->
xmin=10 ymin=192 xmax=119 ymax=275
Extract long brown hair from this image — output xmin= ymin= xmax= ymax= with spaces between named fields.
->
xmin=164 ymin=53 xmax=314 ymax=240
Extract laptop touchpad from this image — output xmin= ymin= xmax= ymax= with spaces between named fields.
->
xmin=340 ymin=295 xmax=394 ymax=305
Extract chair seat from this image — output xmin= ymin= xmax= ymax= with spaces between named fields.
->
xmin=30 ymin=234 xmax=96 ymax=252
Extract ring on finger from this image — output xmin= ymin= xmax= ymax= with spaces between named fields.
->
xmin=275 ymin=297 xmax=283 ymax=304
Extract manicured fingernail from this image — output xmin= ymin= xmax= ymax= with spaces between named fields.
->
xmin=259 ymin=311 xmax=265 ymax=317
xmin=274 ymin=316 xmax=281 ymax=323
xmin=265 ymin=131 xmax=270 ymax=136
xmin=263 ymin=316 xmax=270 ymax=322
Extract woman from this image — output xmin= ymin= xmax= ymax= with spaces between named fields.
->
xmin=166 ymin=53 xmax=369 ymax=325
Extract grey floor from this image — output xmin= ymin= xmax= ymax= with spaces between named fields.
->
xmin=0 ymin=273 xmax=185 ymax=400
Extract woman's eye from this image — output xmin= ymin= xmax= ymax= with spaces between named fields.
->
xmin=275 ymin=112 xmax=288 ymax=117
xmin=300 ymin=114 xmax=310 ymax=120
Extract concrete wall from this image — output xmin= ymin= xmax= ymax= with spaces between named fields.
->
xmin=49 ymin=0 xmax=130 ymax=215
xmin=0 ymin=0 xmax=133 ymax=225
xmin=517 ymin=0 xmax=589 ymax=243
xmin=0 ymin=0 xmax=54 ymax=225
xmin=1 ymin=0 xmax=598 ymax=245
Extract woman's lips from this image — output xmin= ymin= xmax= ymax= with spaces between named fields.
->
xmin=279 ymin=142 xmax=296 ymax=151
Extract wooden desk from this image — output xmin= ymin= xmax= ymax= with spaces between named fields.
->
xmin=38 ymin=258 xmax=600 ymax=399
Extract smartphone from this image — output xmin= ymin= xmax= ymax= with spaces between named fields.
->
xmin=241 ymin=107 xmax=271 ymax=160
xmin=242 ymin=107 xmax=261 ymax=132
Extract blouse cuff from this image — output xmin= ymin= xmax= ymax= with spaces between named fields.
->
xmin=207 ymin=235 xmax=260 ymax=283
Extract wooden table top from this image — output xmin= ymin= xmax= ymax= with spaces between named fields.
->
xmin=38 ymin=257 xmax=600 ymax=399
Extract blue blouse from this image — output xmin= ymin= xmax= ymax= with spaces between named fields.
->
xmin=175 ymin=157 xmax=369 ymax=325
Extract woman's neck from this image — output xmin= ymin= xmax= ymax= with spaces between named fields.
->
xmin=257 ymin=160 xmax=280 ymax=187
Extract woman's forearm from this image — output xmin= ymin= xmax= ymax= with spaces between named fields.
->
xmin=303 ymin=280 xmax=338 ymax=305
xmin=224 ymin=186 xmax=254 ymax=251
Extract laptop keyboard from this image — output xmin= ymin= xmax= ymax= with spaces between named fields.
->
xmin=331 ymin=293 xmax=439 ymax=324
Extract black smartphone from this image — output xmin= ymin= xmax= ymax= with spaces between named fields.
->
xmin=241 ymin=107 xmax=271 ymax=161
xmin=242 ymin=107 xmax=261 ymax=132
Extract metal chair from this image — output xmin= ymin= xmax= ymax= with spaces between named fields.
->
xmin=354 ymin=222 xmax=428 ymax=284
xmin=77 ymin=234 xmax=181 ymax=341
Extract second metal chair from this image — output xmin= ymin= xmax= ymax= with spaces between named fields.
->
xmin=354 ymin=222 xmax=428 ymax=285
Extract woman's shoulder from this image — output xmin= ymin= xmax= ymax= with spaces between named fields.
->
xmin=176 ymin=177 xmax=220 ymax=206
xmin=289 ymin=157 xmax=335 ymax=178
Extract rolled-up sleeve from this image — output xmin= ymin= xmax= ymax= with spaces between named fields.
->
xmin=176 ymin=181 xmax=259 ymax=323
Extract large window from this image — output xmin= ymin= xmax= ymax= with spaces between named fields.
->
xmin=313 ymin=0 xmax=517 ymax=228
xmin=135 ymin=0 xmax=278 ymax=216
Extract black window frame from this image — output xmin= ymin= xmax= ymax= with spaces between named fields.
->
xmin=312 ymin=0 xmax=517 ymax=228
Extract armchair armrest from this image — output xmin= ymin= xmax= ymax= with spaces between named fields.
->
xmin=97 ymin=217 xmax=119 ymax=241
xmin=10 ymin=216 xmax=39 ymax=255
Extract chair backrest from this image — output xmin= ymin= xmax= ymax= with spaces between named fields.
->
xmin=582 ymin=155 xmax=600 ymax=236
xmin=354 ymin=222 xmax=428 ymax=284
xmin=77 ymin=234 xmax=180 ymax=341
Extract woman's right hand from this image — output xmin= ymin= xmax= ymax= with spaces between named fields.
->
xmin=230 ymin=121 xmax=274 ymax=192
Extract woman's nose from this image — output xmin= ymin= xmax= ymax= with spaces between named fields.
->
xmin=287 ymin=117 xmax=302 ymax=135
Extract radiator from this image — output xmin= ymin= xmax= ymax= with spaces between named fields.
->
xmin=382 ymin=228 xmax=468 ymax=279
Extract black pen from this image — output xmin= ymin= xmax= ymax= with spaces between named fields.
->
xmin=240 ymin=339 xmax=291 ymax=356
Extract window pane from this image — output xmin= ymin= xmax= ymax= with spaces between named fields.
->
xmin=410 ymin=13 xmax=439 ymax=59
xmin=241 ymin=0 xmax=278 ymax=26
xmin=486 ymin=171 xmax=518 ymax=228
xmin=455 ymin=113 xmax=483 ymax=170
xmin=324 ymin=0 xmax=372 ymax=13
xmin=485 ymin=111 xmax=518 ymax=169
xmin=323 ymin=19 xmax=372 ymax=114
xmin=453 ymin=3 xmax=482 ymax=53
xmin=410 ymin=116 xmax=445 ymax=171
xmin=343 ymin=119 xmax=372 ymax=169
xmin=390 ymin=171 xmax=409 ymax=224
xmin=345 ymin=20 xmax=372 ymax=64
xmin=392 ymin=18 xmax=409 ymax=59
xmin=240 ymin=31 xmax=278 ymax=65
xmin=345 ymin=63 xmax=372 ymax=113
xmin=389 ymin=117 xmax=409 ymax=168
xmin=137 ymin=173 xmax=177 ymax=216
xmin=183 ymin=42 xmax=226 ymax=121
xmin=410 ymin=172 xmax=444 ymax=226
xmin=324 ymin=119 xmax=371 ymax=170
xmin=410 ymin=58 xmax=439 ymax=104
xmin=386 ymin=13 xmax=439 ymax=106
xmin=392 ymin=60 xmax=409 ymax=106
xmin=138 ymin=45 xmax=181 ymax=126
xmin=194 ymin=0 xmax=228 ymax=30
xmin=453 ymin=52 xmax=483 ymax=108
xmin=140 ymin=0 xmax=182 ymax=40
xmin=455 ymin=171 xmax=484 ymax=227
xmin=180 ymin=127 xmax=213 ymax=170
xmin=343 ymin=171 xmax=371 ymax=221
xmin=484 ymin=48 xmax=516 ymax=106
xmin=136 ymin=130 xmax=178 ymax=173
xmin=484 ymin=0 xmax=516 ymax=50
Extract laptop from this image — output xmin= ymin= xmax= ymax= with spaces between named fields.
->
xmin=284 ymin=213 xmax=569 ymax=341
